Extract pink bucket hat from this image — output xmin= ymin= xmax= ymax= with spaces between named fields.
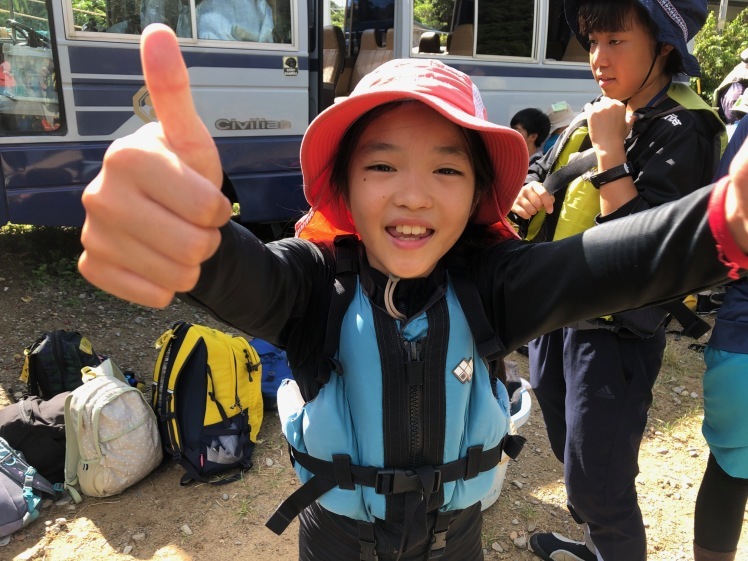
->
xmin=295 ymin=58 xmax=528 ymax=241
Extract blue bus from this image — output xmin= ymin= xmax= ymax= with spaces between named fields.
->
xmin=0 ymin=0 xmax=601 ymax=229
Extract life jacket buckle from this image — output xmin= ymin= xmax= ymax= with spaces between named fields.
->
xmin=374 ymin=468 xmax=442 ymax=495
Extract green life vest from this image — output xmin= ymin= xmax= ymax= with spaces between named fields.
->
xmin=525 ymin=82 xmax=726 ymax=243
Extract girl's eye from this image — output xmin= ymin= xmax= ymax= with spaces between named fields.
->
xmin=365 ymin=164 xmax=394 ymax=172
xmin=588 ymin=38 xmax=598 ymax=46
xmin=435 ymin=167 xmax=463 ymax=176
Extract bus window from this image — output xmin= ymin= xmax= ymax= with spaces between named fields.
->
xmin=72 ymin=0 xmax=292 ymax=44
xmin=545 ymin=0 xmax=588 ymax=62
xmin=0 ymin=4 xmax=62 ymax=135
xmin=417 ymin=0 xmax=535 ymax=59
xmin=475 ymin=0 xmax=535 ymax=58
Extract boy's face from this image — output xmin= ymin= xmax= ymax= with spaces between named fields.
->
xmin=347 ymin=103 xmax=476 ymax=279
xmin=511 ymin=123 xmax=538 ymax=154
xmin=587 ymin=14 xmax=673 ymax=108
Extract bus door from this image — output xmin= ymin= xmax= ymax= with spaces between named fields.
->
xmin=321 ymin=0 xmax=396 ymax=100
xmin=1 ymin=0 xmax=315 ymax=228
xmin=1 ymin=0 xmax=67 ymax=225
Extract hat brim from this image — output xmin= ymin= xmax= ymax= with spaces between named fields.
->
xmin=563 ymin=0 xmax=703 ymax=77
xmin=300 ymin=88 xmax=528 ymax=234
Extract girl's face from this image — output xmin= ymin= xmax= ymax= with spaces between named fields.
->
xmin=587 ymin=15 xmax=673 ymax=109
xmin=347 ymin=103 xmax=476 ymax=279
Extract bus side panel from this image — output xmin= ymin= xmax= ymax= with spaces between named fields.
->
xmin=0 ymin=143 xmax=104 ymax=227
xmin=0 ymin=135 xmax=307 ymax=227
xmin=0 ymin=166 xmax=9 ymax=226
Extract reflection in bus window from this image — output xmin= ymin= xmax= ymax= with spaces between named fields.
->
xmin=79 ymin=0 xmax=293 ymax=44
xmin=411 ymin=0 xmax=535 ymax=59
xmin=0 ymin=6 xmax=62 ymax=135
xmin=476 ymin=0 xmax=535 ymax=58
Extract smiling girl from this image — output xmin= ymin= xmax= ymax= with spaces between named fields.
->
xmin=76 ymin=24 xmax=748 ymax=561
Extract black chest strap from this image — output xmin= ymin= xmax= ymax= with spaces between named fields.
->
xmin=265 ymin=433 xmax=525 ymax=536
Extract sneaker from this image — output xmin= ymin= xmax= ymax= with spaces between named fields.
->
xmin=529 ymin=532 xmax=597 ymax=561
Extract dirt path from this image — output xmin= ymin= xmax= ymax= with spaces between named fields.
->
xmin=0 ymin=226 xmax=745 ymax=560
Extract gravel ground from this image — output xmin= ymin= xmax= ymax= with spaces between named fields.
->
xmin=1 ymin=225 xmax=746 ymax=561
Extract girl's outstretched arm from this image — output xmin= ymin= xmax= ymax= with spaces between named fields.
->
xmin=711 ymin=138 xmax=748 ymax=277
xmin=726 ymin=138 xmax=748 ymax=252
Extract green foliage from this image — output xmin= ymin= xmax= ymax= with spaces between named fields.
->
xmin=2 ymin=0 xmax=50 ymax=32
xmin=330 ymin=0 xmax=344 ymax=28
xmin=413 ymin=0 xmax=453 ymax=32
xmin=70 ymin=0 xmax=107 ymax=30
xmin=692 ymin=8 xmax=748 ymax=104
xmin=0 ymin=224 xmax=84 ymax=285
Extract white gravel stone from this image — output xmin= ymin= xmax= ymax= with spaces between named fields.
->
xmin=513 ymin=535 xmax=527 ymax=548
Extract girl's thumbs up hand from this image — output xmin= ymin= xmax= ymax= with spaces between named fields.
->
xmin=79 ymin=24 xmax=232 ymax=308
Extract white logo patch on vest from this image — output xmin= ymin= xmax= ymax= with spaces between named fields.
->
xmin=663 ymin=114 xmax=682 ymax=127
xmin=453 ymin=358 xmax=474 ymax=383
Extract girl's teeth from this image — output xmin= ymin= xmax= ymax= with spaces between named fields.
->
xmin=395 ymin=225 xmax=424 ymax=235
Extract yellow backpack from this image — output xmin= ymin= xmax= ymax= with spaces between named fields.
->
xmin=152 ymin=322 xmax=263 ymax=485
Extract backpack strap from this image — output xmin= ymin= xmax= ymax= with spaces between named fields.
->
xmin=661 ymin=300 xmax=712 ymax=339
xmin=542 ymin=146 xmax=596 ymax=196
xmin=315 ymin=235 xmax=360 ymax=386
xmin=0 ymin=437 xmax=60 ymax=497
xmin=447 ymin=269 xmax=505 ymax=363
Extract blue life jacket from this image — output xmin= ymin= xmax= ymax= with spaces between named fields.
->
xmin=282 ymin=278 xmax=510 ymax=522
xmin=266 ymin=237 xmax=526 ymax=541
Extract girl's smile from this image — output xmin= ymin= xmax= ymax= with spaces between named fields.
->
xmin=346 ymin=102 xmax=476 ymax=279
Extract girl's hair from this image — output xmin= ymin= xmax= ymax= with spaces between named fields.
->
xmin=330 ymin=100 xmax=494 ymax=214
xmin=577 ymin=0 xmax=683 ymax=77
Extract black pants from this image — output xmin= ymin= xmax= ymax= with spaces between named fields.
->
xmin=694 ymin=453 xmax=748 ymax=552
xmin=298 ymin=501 xmax=484 ymax=561
xmin=529 ymin=326 xmax=665 ymax=561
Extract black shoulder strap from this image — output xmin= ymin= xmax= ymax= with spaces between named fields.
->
xmin=447 ymin=268 xmax=505 ymax=364
xmin=661 ymin=300 xmax=712 ymax=340
xmin=315 ymin=235 xmax=360 ymax=385
xmin=542 ymin=145 xmax=595 ymax=196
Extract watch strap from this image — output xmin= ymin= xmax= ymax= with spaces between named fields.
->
xmin=587 ymin=162 xmax=634 ymax=189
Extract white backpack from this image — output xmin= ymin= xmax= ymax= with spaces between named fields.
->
xmin=64 ymin=359 xmax=162 ymax=497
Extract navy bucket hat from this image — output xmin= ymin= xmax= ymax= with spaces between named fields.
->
xmin=564 ymin=0 xmax=708 ymax=77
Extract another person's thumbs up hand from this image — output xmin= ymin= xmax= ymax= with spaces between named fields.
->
xmin=78 ymin=24 xmax=232 ymax=308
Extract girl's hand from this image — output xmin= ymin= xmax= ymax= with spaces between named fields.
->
xmin=78 ymin=24 xmax=232 ymax=308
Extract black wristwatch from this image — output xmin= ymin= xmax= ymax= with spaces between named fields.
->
xmin=587 ymin=162 xmax=634 ymax=189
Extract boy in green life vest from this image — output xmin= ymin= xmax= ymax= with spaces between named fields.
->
xmin=510 ymin=1 xmax=726 ymax=561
